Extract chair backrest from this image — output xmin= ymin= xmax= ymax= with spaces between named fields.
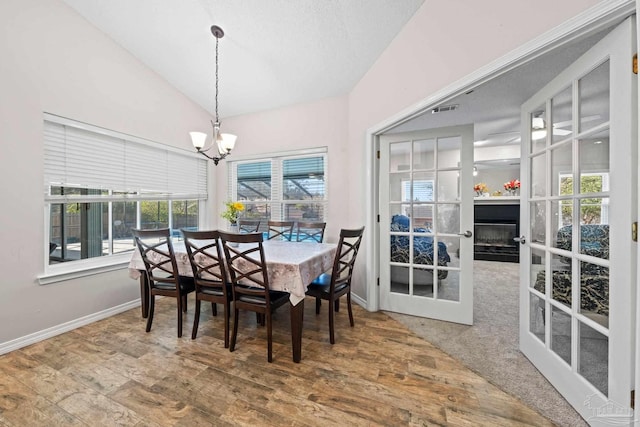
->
xmin=267 ymin=221 xmax=294 ymax=241
xmin=238 ymin=219 xmax=261 ymax=233
xmin=182 ymin=229 xmax=227 ymax=290
xmin=218 ymin=231 xmax=274 ymax=303
xmin=132 ymin=228 xmax=180 ymax=287
xmin=296 ymin=221 xmax=326 ymax=243
xmin=329 ymin=227 xmax=365 ymax=292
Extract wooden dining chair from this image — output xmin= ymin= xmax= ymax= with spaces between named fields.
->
xmin=267 ymin=220 xmax=294 ymax=241
xmin=182 ymin=229 xmax=232 ymax=347
xmin=218 ymin=231 xmax=290 ymax=362
xmin=296 ymin=221 xmax=326 ymax=243
xmin=238 ymin=219 xmax=261 ymax=233
xmin=132 ymin=228 xmax=195 ymax=338
xmin=306 ymin=227 xmax=365 ymax=344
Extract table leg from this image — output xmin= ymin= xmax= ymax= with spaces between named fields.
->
xmin=139 ymin=272 xmax=149 ymax=319
xmin=290 ymin=299 xmax=304 ymax=363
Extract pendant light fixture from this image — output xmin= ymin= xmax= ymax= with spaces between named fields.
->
xmin=190 ymin=25 xmax=237 ymax=165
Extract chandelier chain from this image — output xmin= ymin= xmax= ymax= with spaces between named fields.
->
xmin=215 ymin=35 xmax=219 ymax=123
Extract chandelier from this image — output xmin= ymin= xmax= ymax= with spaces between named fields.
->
xmin=190 ymin=25 xmax=237 ymax=165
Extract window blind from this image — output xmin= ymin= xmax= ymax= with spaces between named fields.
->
xmin=227 ymin=148 xmax=328 ymax=221
xmin=44 ymin=119 xmax=207 ymax=198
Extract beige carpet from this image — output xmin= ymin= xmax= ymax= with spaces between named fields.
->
xmin=386 ymin=260 xmax=587 ymax=427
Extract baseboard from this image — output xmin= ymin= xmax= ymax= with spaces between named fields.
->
xmin=351 ymin=292 xmax=367 ymax=310
xmin=0 ymin=300 xmax=140 ymax=355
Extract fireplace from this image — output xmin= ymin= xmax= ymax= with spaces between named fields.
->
xmin=474 ymin=203 xmax=519 ymax=263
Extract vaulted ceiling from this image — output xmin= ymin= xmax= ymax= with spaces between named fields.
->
xmin=60 ymin=0 xmax=424 ymax=118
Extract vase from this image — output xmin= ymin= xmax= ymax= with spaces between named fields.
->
xmin=228 ymin=223 xmax=239 ymax=247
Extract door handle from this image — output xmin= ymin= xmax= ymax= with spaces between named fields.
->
xmin=458 ymin=230 xmax=472 ymax=238
xmin=513 ymin=236 xmax=526 ymax=244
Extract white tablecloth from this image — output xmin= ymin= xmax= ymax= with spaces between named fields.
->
xmin=129 ymin=240 xmax=337 ymax=306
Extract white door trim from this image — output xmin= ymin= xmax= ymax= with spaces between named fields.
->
xmin=364 ymin=0 xmax=635 ymax=313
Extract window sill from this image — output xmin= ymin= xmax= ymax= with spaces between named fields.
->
xmin=38 ymin=253 xmax=133 ymax=285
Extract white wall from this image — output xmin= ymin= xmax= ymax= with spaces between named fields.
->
xmin=474 ymin=145 xmax=521 ymax=194
xmin=0 ymin=0 xmax=213 ymax=346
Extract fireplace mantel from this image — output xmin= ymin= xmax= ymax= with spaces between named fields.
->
xmin=474 ymin=196 xmax=520 ymax=205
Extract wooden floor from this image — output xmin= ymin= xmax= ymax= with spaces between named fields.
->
xmin=0 ymin=296 xmax=555 ymax=426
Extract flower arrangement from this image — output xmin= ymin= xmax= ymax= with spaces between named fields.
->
xmin=503 ymin=179 xmax=521 ymax=191
xmin=473 ymin=183 xmax=488 ymax=195
xmin=221 ymin=200 xmax=244 ymax=224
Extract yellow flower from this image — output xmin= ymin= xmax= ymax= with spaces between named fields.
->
xmin=221 ymin=200 xmax=245 ymax=223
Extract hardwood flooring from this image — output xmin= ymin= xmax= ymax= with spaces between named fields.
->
xmin=0 ymin=296 xmax=555 ymax=426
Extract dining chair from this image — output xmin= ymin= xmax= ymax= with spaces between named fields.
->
xmin=305 ymin=226 xmax=365 ymax=344
xmin=238 ymin=219 xmax=261 ymax=233
xmin=295 ymin=221 xmax=326 ymax=243
xmin=132 ymin=228 xmax=195 ymax=338
xmin=182 ymin=229 xmax=232 ymax=347
xmin=267 ymin=220 xmax=294 ymax=241
xmin=218 ymin=231 xmax=291 ymax=362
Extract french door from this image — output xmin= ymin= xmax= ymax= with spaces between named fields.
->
xmin=379 ymin=125 xmax=474 ymax=324
xmin=519 ymin=17 xmax=637 ymax=424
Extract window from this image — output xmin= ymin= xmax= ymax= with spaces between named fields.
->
xmin=228 ymin=148 xmax=327 ymax=226
xmin=402 ymin=179 xmax=434 ymax=202
xmin=42 ymin=114 xmax=207 ymax=282
xmin=559 ymin=172 xmax=609 ymax=226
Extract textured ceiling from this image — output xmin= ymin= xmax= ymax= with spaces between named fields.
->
xmin=60 ymin=0 xmax=424 ymax=118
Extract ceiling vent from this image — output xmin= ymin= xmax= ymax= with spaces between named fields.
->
xmin=431 ymin=104 xmax=459 ymax=114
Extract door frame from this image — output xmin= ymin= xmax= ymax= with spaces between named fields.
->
xmin=363 ymin=0 xmax=635 ymax=312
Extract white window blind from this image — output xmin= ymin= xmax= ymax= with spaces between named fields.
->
xmin=44 ymin=119 xmax=207 ymax=198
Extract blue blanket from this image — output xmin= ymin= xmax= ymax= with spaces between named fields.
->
xmin=390 ymin=215 xmax=451 ymax=267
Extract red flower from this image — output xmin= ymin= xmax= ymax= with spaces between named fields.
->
xmin=504 ymin=179 xmax=521 ymax=191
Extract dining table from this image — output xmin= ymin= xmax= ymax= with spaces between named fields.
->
xmin=128 ymin=239 xmax=337 ymax=363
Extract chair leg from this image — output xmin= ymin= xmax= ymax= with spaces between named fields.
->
xmin=315 ymin=297 xmax=321 ymax=315
xmin=266 ymin=311 xmax=273 ymax=363
xmin=146 ymin=295 xmax=155 ymax=333
xmin=212 ymin=302 xmax=217 ymax=316
xmin=334 ymin=299 xmax=340 ymax=312
xmin=191 ymin=298 xmax=201 ymax=339
xmin=328 ymin=299 xmax=335 ymax=344
xmin=177 ymin=296 xmax=183 ymax=338
xmin=223 ymin=301 xmax=230 ymax=348
xmin=230 ymin=308 xmax=239 ymax=352
xmin=182 ymin=294 xmax=188 ymax=312
xmin=347 ymin=293 xmax=354 ymax=327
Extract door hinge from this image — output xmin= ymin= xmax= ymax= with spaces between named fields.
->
xmin=377 ymin=277 xmax=380 ymax=287
xmin=634 ymin=54 xmax=638 ymax=74
xmin=632 ymin=222 xmax=638 ymax=242
xmin=631 ymin=389 xmax=635 ymax=409
xmin=377 ymin=214 xmax=380 ymax=223
xmin=377 ymin=150 xmax=380 ymax=159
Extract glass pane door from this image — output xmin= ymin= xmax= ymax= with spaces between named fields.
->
xmin=520 ymin=17 xmax=635 ymax=422
xmin=380 ymin=126 xmax=473 ymax=324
